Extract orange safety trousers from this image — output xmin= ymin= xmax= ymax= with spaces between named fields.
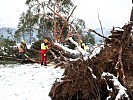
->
xmin=40 ymin=49 xmax=47 ymax=65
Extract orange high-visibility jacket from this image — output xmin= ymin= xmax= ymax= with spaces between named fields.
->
xmin=18 ymin=43 xmax=25 ymax=53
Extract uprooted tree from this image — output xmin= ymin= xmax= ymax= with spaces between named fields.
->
xmin=48 ymin=2 xmax=133 ymax=99
xmin=35 ymin=1 xmax=133 ymax=99
xmin=48 ymin=22 xmax=133 ymax=99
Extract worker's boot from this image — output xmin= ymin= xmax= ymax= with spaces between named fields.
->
xmin=44 ymin=56 xmax=47 ymax=66
xmin=41 ymin=62 xmax=43 ymax=66
xmin=44 ymin=63 xmax=47 ymax=66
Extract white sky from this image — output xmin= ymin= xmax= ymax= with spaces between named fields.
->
xmin=0 ymin=0 xmax=132 ymax=29
xmin=72 ymin=0 xmax=132 ymax=29
xmin=0 ymin=0 xmax=27 ymax=28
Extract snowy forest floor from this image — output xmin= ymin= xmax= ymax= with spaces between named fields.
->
xmin=0 ymin=63 xmax=64 ymax=100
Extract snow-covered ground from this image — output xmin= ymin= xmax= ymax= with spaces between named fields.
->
xmin=0 ymin=63 xmax=64 ymax=100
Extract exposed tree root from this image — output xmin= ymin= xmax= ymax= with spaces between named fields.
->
xmin=49 ymin=22 xmax=133 ymax=99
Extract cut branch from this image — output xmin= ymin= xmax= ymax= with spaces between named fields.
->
xmin=97 ymin=12 xmax=104 ymax=41
xmin=88 ymin=29 xmax=108 ymax=40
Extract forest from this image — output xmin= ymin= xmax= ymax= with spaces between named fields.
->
xmin=0 ymin=0 xmax=133 ymax=99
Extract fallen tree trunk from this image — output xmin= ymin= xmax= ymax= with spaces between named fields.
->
xmin=0 ymin=54 xmax=40 ymax=64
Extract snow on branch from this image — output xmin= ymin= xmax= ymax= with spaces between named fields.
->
xmin=102 ymin=72 xmax=129 ymax=100
xmin=68 ymin=37 xmax=89 ymax=60
xmin=54 ymin=42 xmax=80 ymax=57
xmin=53 ymin=37 xmax=89 ymax=61
xmin=89 ymin=44 xmax=104 ymax=59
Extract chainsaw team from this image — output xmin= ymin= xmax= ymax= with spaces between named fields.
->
xmin=18 ymin=39 xmax=51 ymax=66
xmin=18 ymin=35 xmax=86 ymax=66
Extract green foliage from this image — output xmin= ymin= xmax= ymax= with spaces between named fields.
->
xmin=72 ymin=18 xmax=85 ymax=33
xmin=0 ymin=36 xmax=17 ymax=59
xmin=30 ymin=40 xmax=41 ymax=51
xmin=57 ymin=0 xmax=74 ymax=15
xmin=0 ymin=36 xmax=16 ymax=47
xmin=17 ymin=0 xmax=74 ymax=40
xmin=25 ymin=0 xmax=32 ymax=5
xmin=7 ymin=28 xmax=12 ymax=35
xmin=87 ymin=34 xmax=95 ymax=45
xmin=17 ymin=0 xmax=95 ymax=46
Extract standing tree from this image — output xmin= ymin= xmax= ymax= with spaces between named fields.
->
xmin=16 ymin=0 xmax=94 ymax=44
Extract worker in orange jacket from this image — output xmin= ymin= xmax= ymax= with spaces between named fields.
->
xmin=18 ymin=40 xmax=27 ymax=64
xmin=40 ymin=39 xmax=49 ymax=66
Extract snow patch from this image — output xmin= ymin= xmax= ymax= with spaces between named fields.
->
xmin=0 ymin=64 xmax=64 ymax=100
xmin=102 ymin=72 xmax=129 ymax=99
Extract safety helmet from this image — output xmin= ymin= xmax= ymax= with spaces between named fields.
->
xmin=43 ymin=39 xmax=48 ymax=43
xmin=21 ymin=40 xmax=26 ymax=44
